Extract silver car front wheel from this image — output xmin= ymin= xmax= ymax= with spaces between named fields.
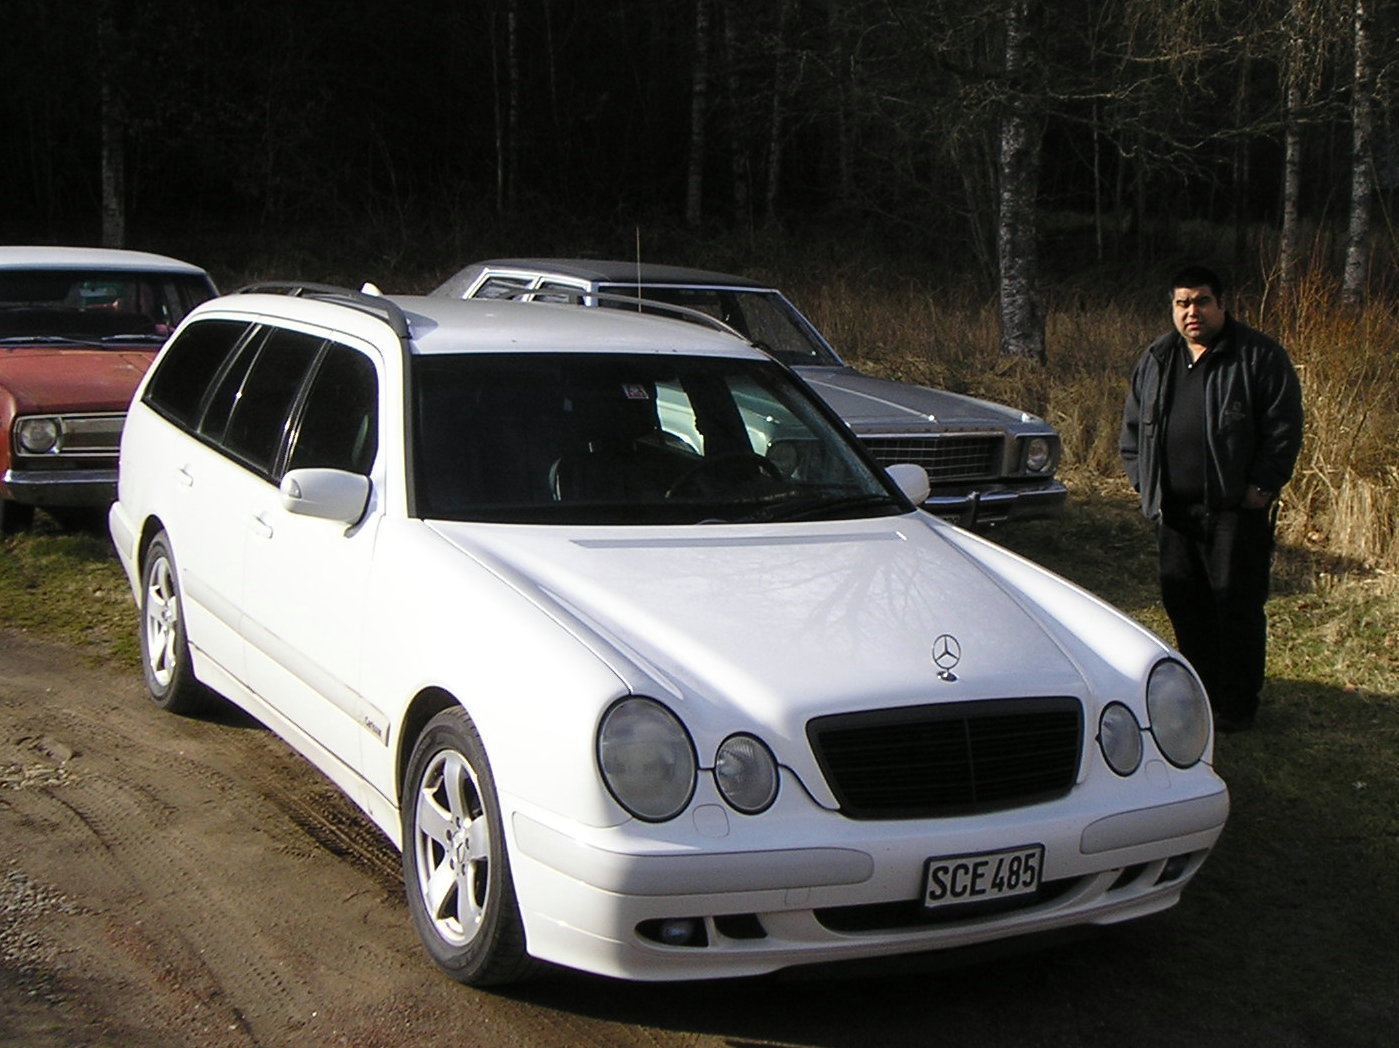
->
xmin=402 ymin=707 xmax=533 ymax=985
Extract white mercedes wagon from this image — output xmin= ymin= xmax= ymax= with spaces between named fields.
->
xmin=109 ymin=285 xmax=1227 ymax=985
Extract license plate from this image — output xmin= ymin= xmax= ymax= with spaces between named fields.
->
xmin=923 ymin=845 xmax=1044 ymax=910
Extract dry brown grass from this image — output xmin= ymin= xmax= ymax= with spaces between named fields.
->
xmin=796 ymin=269 xmax=1398 ymax=577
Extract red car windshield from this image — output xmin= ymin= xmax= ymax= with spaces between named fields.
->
xmin=0 ymin=269 xmax=214 ymax=344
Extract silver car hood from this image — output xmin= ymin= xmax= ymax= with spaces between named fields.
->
xmin=794 ymin=365 xmax=1037 ymax=433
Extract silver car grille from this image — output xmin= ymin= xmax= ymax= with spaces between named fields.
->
xmin=858 ymin=434 xmax=1002 ymax=482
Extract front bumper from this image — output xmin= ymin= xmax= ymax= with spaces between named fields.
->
xmin=504 ymin=771 xmax=1228 ymax=981
xmin=925 ymin=478 xmax=1068 ymax=528
xmin=1 ymin=465 xmax=119 ymax=507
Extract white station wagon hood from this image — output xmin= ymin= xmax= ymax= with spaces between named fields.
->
xmin=429 ymin=515 xmax=1089 ymax=731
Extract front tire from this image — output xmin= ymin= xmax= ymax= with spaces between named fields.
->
xmin=401 ymin=707 xmax=534 ymax=986
xmin=0 ymin=499 xmax=35 ymax=536
xmin=139 ymin=532 xmax=210 ymax=714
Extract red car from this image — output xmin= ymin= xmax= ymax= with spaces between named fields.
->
xmin=0 ymin=247 xmax=217 ymax=533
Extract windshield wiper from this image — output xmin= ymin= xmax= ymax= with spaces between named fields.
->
xmin=699 ymin=491 xmax=904 ymax=524
xmin=766 ymin=493 xmax=905 ymax=522
xmin=0 ymin=335 xmax=92 ymax=345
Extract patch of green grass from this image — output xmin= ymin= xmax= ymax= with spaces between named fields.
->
xmin=0 ymin=513 xmax=139 ymax=668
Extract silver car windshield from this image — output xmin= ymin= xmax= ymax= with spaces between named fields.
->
xmin=411 ymin=352 xmax=904 ymax=525
xmin=594 ymin=286 xmax=840 ymax=367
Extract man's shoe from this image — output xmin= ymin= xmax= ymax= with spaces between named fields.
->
xmin=1214 ymin=712 xmax=1255 ymax=734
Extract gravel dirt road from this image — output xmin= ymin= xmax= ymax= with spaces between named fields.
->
xmin=0 ymin=625 xmax=1384 ymax=1048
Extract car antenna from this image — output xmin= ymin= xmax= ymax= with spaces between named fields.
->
xmin=634 ymin=227 xmax=643 ymax=312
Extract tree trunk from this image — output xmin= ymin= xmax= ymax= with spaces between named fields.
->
xmin=1341 ymin=0 xmax=1374 ymax=307
xmin=97 ymin=2 xmax=124 ymax=247
xmin=506 ymin=0 xmax=520 ymax=214
xmin=827 ymin=0 xmax=854 ymax=206
xmin=727 ymin=7 xmax=749 ymax=229
xmin=997 ymin=0 xmax=1045 ymax=364
xmin=685 ymin=0 xmax=711 ymax=229
xmin=1232 ymin=47 xmax=1252 ymax=264
xmin=1279 ymin=78 xmax=1302 ymax=291
xmin=764 ymin=0 xmax=793 ymax=226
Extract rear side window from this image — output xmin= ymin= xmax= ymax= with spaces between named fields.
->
xmin=215 ymin=327 xmax=325 ymax=475
xmin=144 ymin=319 xmax=251 ymax=427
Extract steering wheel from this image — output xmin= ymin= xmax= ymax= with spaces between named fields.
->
xmin=666 ymin=453 xmax=784 ymax=498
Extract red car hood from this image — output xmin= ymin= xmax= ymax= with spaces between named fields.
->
xmin=0 ymin=346 xmax=156 ymax=413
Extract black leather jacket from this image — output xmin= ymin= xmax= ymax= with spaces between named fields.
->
xmin=1120 ymin=317 xmax=1304 ymax=520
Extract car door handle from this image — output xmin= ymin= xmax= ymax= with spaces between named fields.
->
xmin=251 ymin=514 xmax=274 ymax=540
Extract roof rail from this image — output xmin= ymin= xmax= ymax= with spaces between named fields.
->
xmin=234 ymin=281 xmax=410 ymax=339
xmin=504 ymin=288 xmax=750 ymax=344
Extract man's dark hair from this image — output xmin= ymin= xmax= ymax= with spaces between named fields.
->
xmin=1171 ymin=265 xmax=1225 ymax=302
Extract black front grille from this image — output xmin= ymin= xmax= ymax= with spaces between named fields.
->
xmin=860 ymin=434 xmax=1002 ymax=482
xmin=807 ymin=698 xmax=1082 ymax=819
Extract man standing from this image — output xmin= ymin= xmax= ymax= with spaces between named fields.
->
xmin=1121 ymin=266 xmax=1304 ymax=732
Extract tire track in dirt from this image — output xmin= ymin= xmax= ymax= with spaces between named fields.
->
xmin=1 ymin=628 xmax=742 ymax=1048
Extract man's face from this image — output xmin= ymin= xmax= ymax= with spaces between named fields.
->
xmin=1172 ymin=285 xmax=1226 ymax=348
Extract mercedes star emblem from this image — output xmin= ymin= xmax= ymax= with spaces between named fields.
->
xmin=931 ymin=633 xmax=961 ymax=681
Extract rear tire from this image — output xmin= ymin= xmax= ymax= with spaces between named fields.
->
xmin=401 ymin=707 xmax=535 ymax=986
xmin=139 ymin=532 xmax=210 ymax=714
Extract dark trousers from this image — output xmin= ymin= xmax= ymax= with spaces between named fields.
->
xmin=1157 ymin=505 xmax=1275 ymax=721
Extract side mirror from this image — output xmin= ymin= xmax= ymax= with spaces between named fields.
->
xmin=885 ymin=463 xmax=931 ymax=506
xmin=280 ymin=468 xmax=370 ymax=524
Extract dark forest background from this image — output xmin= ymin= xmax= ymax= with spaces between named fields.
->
xmin=4 ymin=0 xmax=1397 ymax=305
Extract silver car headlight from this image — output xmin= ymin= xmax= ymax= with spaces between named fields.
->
xmin=714 ymin=734 xmax=779 ymax=814
xmin=1146 ymin=660 xmax=1211 ymax=767
xmin=597 ymin=697 xmax=696 ymax=822
xmin=15 ymin=417 xmax=62 ymax=454
xmin=1098 ymin=702 xmax=1144 ymax=776
xmin=1024 ymin=436 xmax=1052 ymax=473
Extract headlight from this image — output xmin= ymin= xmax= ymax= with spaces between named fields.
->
xmin=1024 ymin=436 xmax=1052 ymax=473
xmin=714 ymin=734 xmax=779 ymax=814
xmin=1146 ymin=660 xmax=1211 ymax=767
xmin=597 ymin=697 xmax=696 ymax=822
xmin=1098 ymin=703 xmax=1143 ymax=775
xmin=16 ymin=417 xmax=62 ymax=454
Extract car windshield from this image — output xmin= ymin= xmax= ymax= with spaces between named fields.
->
xmin=412 ymin=352 xmax=905 ymax=525
xmin=594 ymin=285 xmax=841 ymax=367
xmin=0 ymin=269 xmax=212 ymax=344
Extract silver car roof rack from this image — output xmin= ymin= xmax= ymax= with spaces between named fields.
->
xmin=504 ymin=288 xmax=750 ymax=344
xmin=235 ymin=281 xmax=410 ymax=339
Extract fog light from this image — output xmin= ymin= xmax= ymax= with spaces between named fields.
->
xmin=1157 ymin=853 xmax=1193 ymax=884
xmin=638 ymin=917 xmax=708 ymax=948
xmin=659 ymin=919 xmax=699 ymax=945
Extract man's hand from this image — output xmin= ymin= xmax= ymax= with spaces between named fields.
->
xmin=1242 ymin=485 xmax=1274 ymax=509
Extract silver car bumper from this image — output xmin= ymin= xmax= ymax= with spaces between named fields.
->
xmin=925 ymin=479 xmax=1068 ymax=528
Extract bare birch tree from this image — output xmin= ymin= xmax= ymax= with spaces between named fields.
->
xmin=97 ymin=1 xmax=125 ymax=247
xmin=686 ymin=0 xmax=712 ymax=229
xmin=997 ymin=0 xmax=1044 ymax=363
xmin=1342 ymin=0 xmax=1375 ymax=306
